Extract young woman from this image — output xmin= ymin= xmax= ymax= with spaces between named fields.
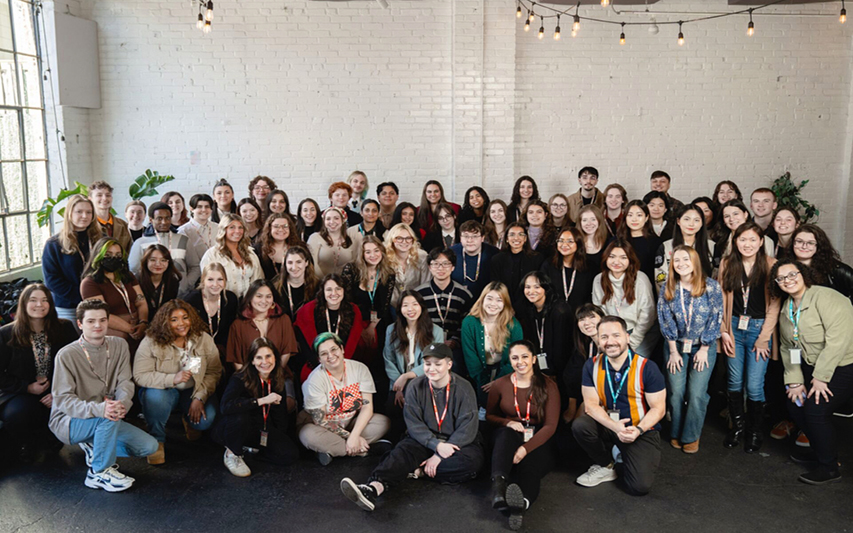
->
xmin=577 ymin=204 xmax=610 ymax=278
xmin=655 ymin=204 xmax=715 ymax=288
xmin=42 ymin=194 xmax=101 ymax=321
xmin=125 ymin=200 xmax=148 ymax=242
xmin=272 ymin=246 xmax=320 ymax=320
xmin=347 ymin=170 xmax=369 ymax=210
xmin=384 ymin=223 xmax=429 ymax=303
xmin=80 ymin=237 xmax=149 ymax=351
xmin=522 ymin=200 xmax=557 ymax=261
xmin=421 ymin=202 xmax=459 ymax=253
xmin=200 ymin=214 xmax=263 ymax=298
xmin=489 ymin=222 xmax=545 ymax=307
xmin=602 ymin=184 xmax=627 ymax=236
xmin=294 ymin=274 xmax=365 ymax=382
xmin=592 ymin=240 xmax=657 ymax=357
xmin=562 ymin=304 xmax=604 ymax=423
xmin=617 ymin=200 xmax=662 ymax=286
xmin=715 ymin=200 xmax=774 ymax=262
xmin=772 ymin=259 xmax=853 ymax=484
xmin=516 ymin=271 xmax=572 ymax=388
xmin=0 ymin=284 xmax=77 ymax=460
xmin=391 ymin=202 xmax=425 ymax=240
xmin=161 ymin=191 xmax=189 ymax=228
xmin=248 ymin=175 xmax=277 ymax=210
xmin=211 ymin=179 xmax=237 ymax=224
xmin=254 ymin=213 xmax=302 ymax=281
xmin=548 ymin=194 xmax=569 ymax=230
xmin=178 ymin=194 xmax=219 ymax=261
xmin=542 ymin=227 xmax=594 ymax=313
xmin=382 ymin=290 xmax=444 ymax=440
xmin=487 ymin=340 xmax=559 ymax=530
xmin=713 ymin=180 xmax=742 ymax=210
xmin=771 ymin=206 xmax=800 ymax=259
xmin=692 ymin=196 xmax=716 ymax=231
xmin=237 ymin=198 xmax=264 ymax=243
xmin=658 ymin=246 xmax=724 ymax=453
xmin=458 ymin=186 xmax=490 ymax=227
xmin=328 ymin=181 xmax=363 ymax=226
xmin=719 ymin=222 xmax=779 ymax=453
xmin=791 ymin=224 xmax=853 ymax=303
xmin=347 ymin=199 xmax=386 ymax=242
xmin=264 ymin=189 xmax=291 ymax=218
xmin=296 ymin=198 xmax=322 ymax=243
xmin=643 ymin=191 xmax=673 ymax=241
xmin=485 ymin=200 xmax=509 ymax=249
xmin=134 ymin=300 xmax=221 ymax=464
xmin=307 ymin=207 xmax=362 ymax=277
xmin=416 ymin=180 xmax=460 ymax=233
xmin=183 ymin=262 xmax=239 ymax=361
xmin=507 ymin=176 xmax=540 ymax=223
xmin=461 ymin=282 xmax=524 ymax=407
xmin=215 ymin=338 xmax=299 ymax=477
xmin=138 ymin=245 xmax=182 ymax=319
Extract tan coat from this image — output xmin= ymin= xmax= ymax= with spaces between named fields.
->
xmin=566 ymin=188 xmax=605 ymax=225
xmin=719 ymin=255 xmax=781 ymax=360
xmin=133 ymin=332 xmax=222 ymax=402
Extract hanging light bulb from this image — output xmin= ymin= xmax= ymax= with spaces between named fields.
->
xmin=524 ymin=17 xmax=531 ymax=31
xmin=196 ymin=12 xmax=204 ymax=30
xmin=620 ymin=22 xmax=625 ymax=45
xmin=205 ymin=1 xmax=214 ymax=22
xmin=601 ymin=0 xmax=609 ymax=6
xmin=677 ymin=22 xmax=684 ymax=46
xmin=538 ymin=16 xmax=545 ymax=39
xmin=529 ymin=4 xmax=536 ymax=22
xmin=648 ymin=17 xmax=660 ymax=35
xmin=842 ymin=1 xmax=848 ymax=23
xmin=554 ymin=15 xmax=561 ymax=40
xmin=572 ymin=14 xmax=580 ymax=33
xmin=203 ymin=20 xmax=212 ymax=33
xmin=517 ymin=5 xmax=522 ymax=18
xmin=747 ymin=9 xmax=755 ymax=36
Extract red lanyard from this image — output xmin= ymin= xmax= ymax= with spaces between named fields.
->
xmin=429 ymin=380 xmax=451 ymax=432
xmin=260 ymin=379 xmax=271 ymax=430
xmin=511 ymin=373 xmax=531 ymax=425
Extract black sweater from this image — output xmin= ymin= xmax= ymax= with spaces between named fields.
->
xmin=220 ymin=373 xmax=289 ymax=430
xmin=183 ymin=290 xmax=239 ymax=348
xmin=489 ymin=250 xmax=545 ymax=307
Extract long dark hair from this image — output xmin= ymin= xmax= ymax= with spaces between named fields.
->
xmin=314 ymin=274 xmax=356 ymax=338
xmin=461 ymin=186 xmax=490 ymax=223
xmin=260 ymin=213 xmax=302 ymax=258
xmin=521 ymin=200 xmax=556 ymax=249
xmin=146 ymin=299 xmax=208 ymax=346
xmin=484 ymin=199 xmax=508 ymax=246
xmin=239 ymin=279 xmax=280 ymax=318
xmin=239 ymin=337 xmax=287 ymax=396
xmin=390 ymin=290 xmax=435 ymax=357
xmin=10 ymin=283 xmax=65 ymax=347
xmin=574 ymin=303 xmax=605 ymax=358
xmin=417 ymin=180 xmax=448 ymax=232
xmin=296 ymin=198 xmax=322 ymax=239
xmin=504 ymin=221 xmax=534 ymax=255
xmin=550 ymin=226 xmax=587 ymax=270
xmin=599 ymin=239 xmax=641 ymax=305
xmin=519 ymin=271 xmax=555 ymax=317
xmin=391 ymin=202 xmax=421 ymax=234
xmin=769 ymin=259 xmax=815 ymax=300
xmin=272 ymin=245 xmax=319 ymax=306
xmin=721 ymin=222 xmax=770 ymax=293
xmin=507 ymin=339 xmax=549 ymax=421
xmin=509 ymin=176 xmax=540 ymax=215
xmin=713 ymin=180 xmax=743 ymax=208
xmin=138 ymin=244 xmax=182 ymax=299
xmin=791 ymin=224 xmax=840 ymax=285
xmin=264 ymin=189 xmax=291 ymax=217
xmin=617 ymin=200 xmax=654 ymax=241
xmin=673 ymin=203 xmax=713 ymax=277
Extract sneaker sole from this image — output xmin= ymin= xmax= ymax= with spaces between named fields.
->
xmin=798 ymin=474 xmax=842 ymax=485
xmin=318 ymin=453 xmax=333 ymax=466
xmin=576 ymin=471 xmax=617 ymax=488
xmin=795 ymin=440 xmax=811 ymax=448
xmin=340 ymin=478 xmax=375 ymax=511
xmin=84 ymin=476 xmax=133 ymax=493
xmin=506 ymin=483 xmax=524 ymax=531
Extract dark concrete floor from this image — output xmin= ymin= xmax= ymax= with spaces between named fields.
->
xmin=2 ymin=413 xmax=852 ymax=533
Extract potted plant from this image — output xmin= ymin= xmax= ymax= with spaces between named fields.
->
xmin=770 ymin=172 xmax=819 ymax=224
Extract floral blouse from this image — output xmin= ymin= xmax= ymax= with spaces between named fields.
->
xmin=657 ymin=278 xmax=724 ymax=346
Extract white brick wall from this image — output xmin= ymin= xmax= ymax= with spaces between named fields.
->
xmin=44 ymin=0 xmax=853 ymax=258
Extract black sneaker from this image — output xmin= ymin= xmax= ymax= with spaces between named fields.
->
xmin=340 ymin=478 xmax=377 ymax=511
xmin=798 ymin=467 xmax=842 ymax=485
xmin=506 ymin=483 xmax=525 ymax=531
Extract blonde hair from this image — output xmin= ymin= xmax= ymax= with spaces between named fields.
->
xmin=215 ymin=214 xmax=254 ymax=264
xmin=383 ymin=223 xmax=423 ymax=271
xmin=578 ymin=204 xmax=609 ymax=250
xmin=357 ymin=235 xmax=394 ymax=288
xmin=197 ymin=262 xmax=229 ymax=290
xmin=347 ymin=171 xmax=369 ymax=200
xmin=664 ymin=245 xmax=708 ymax=301
xmin=468 ymin=282 xmax=515 ymax=353
xmin=59 ymin=195 xmax=101 ymax=255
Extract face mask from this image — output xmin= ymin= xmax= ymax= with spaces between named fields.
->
xmin=101 ymin=256 xmax=124 ymax=273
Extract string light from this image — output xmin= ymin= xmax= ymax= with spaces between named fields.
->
xmin=842 ymin=0 xmax=847 ymax=24
xmin=538 ymin=16 xmax=545 ymax=39
xmin=554 ymin=15 xmax=561 ymax=40
xmin=196 ymin=13 xmax=204 ymax=30
xmin=677 ymin=22 xmax=685 ymax=46
xmin=517 ymin=5 xmax=522 ymax=18
xmin=747 ymin=9 xmax=755 ymax=36
xmin=524 ymin=15 xmax=531 ymax=31
xmin=601 ymin=0 xmax=609 ymax=6
xmin=529 ymin=3 xmax=536 ymax=22
xmin=203 ymin=20 xmax=212 ymax=34
xmin=620 ymin=22 xmax=625 ymax=45
xmin=205 ymin=1 xmax=214 ymax=22
xmin=194 ymin=0 xmax=214 ymax=33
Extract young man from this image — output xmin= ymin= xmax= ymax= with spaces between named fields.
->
xmin=347 ymin=170 xmax=369 ymax=211
xmin=567 ymin=166 xmax=605 ymax=224
xmin=451 ymin=220 xmax=498 ymax=298
xmin=340 ymin=342 xmax=483 ymax=511
xmin=417 ymin=248 xmax=474 ymax=375
xmin=128 ymin=201 xmax=201 ymax=294
xmin=572 ymin=316 xmax=665 ymax=496
xmin=89 ymin=181 xmax=132 ymax=252
xmin=124 ymin=201 xmax=148 ymax=242
xmin=49 ymin=299 xmax=158 ymax=492
xmin=376 ymin=182 xmax=399 ymax=230
xmin=750 ymin=187 xmax=778 ymax=234
xmin=177 ymin=193 xmax=219 ymax=260
xmin=648 ymin=170 xmax=684 ymax=214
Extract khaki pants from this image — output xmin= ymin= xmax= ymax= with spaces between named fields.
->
xmin=296 ymin=410 xmax=390 ymax=457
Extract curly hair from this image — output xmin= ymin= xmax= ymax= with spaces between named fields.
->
xmin=769 ymin=259 xmax=815 ymax=300
xmin=790 ymin=224 xmax=840 ymax=285
xmin=260 ymin=212 xmax=302 ymax=258
xmin=146 ymin=299 xmax=209 ymax=346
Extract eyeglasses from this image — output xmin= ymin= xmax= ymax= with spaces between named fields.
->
xmin=437 ymin=215 xmax=454 ymax=222
xmin=318 ymin=346 xmax=343 ymax=360
xmin=148 ymin=258 xmax=169 ymax=265
xmin=774 ymin=271 xmax=801 ymax=284
xmin=271 ymin=224 xmax=289 ymax=230
xmin=507 ymin=232 xmax=526 ymax=239
xmin=394 ymin=236 xmax=414 ymax=244
xmin=460 ymin=233 xmax=481 ymax=241
xmin=430 ymin=262 xmax=453 ymax=269
xmin=253 ymin=185 xmax=271 ymax=191
xmin=793 ymin=239 xmax=817 ymax=250
xmin=550 ymin=203 xmax=567 ymax=209
xmin=557 ymin=239 xmax=576 ymax=245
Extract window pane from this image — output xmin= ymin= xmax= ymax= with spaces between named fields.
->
xmin=0 ymin=51 xmax=17 ymax=106
xmin=17 ymin=54 xmax=39 ymax=107
xmin=25 ymin=159 xmax=44 ymax=210
xmin=29 ymin=212 xmax=45 ymax=262
xmin=0 ymin=109 xmax=21 ymax=160
xmin=0 ymin=217 xmax=5 ymax=271
xmin=6 ymin=213 xmax=29 ymax=268
xmin=22 ymin=108 xmax=43 ymax=159
xmin=2 ymin=161 xmax=24 ymax=212
xmin=0 ymin=0 xmax=12 ymax=51
xmin=11 ymin=1 xmax=34 ymax=56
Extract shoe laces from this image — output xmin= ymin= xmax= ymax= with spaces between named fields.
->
xmin=103 ymin=466 xmax=126 ymax=479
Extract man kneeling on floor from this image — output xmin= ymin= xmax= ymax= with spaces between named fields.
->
xmin=49 ymin=299 xmax=158 ymax=492
xmin=340 ymin=342 xmax=484 ymax=511
xmin=573 ymin=316 xmax=665 ymax=496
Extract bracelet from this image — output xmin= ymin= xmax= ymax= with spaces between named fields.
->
xmin=139 ymin=320 xmax=149 ymax=325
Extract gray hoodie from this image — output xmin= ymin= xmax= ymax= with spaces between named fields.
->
xmin=403 ymin=373 xmax=479 ymax=452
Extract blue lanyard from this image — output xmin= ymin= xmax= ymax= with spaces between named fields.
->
xmin=788 ymin=299 xmax=802 ymax=345
xmin=367 ymin=274 xmax=379 ymax=307
xmin=605 ymin=351 xmax=632 ymax=407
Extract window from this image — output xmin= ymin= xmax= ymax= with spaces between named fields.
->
xmin=0 ymin=0 xmax=49 ymax=273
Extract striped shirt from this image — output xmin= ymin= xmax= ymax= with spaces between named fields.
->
xmin=416 ymin=280 xmax=473 ymax=343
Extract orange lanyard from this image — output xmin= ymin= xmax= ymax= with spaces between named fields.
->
xmin=511 ymin=373 xmax=531 ymax=425
xmin=260 ymin=379 xmax=271 ymax=430
xmin=429 ymin=381 xmax=451 ymax=432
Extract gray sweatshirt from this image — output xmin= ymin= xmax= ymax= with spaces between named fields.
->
xmin=403 ymin=372 xmax=479 ymax=452
xmin=49 ymin=336 xmax=135 ymax=444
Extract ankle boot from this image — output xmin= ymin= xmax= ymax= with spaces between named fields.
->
xmin=491 ymin=476 xmax=508 ymax=510
xmin=724 ymin=391 xmax=745 ymax=449
xmin=745 ymin=400 xmax=765 ymax=453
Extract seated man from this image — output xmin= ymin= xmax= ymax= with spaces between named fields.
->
xmin=572 ymin=316 xmax=665 ymax=496
xmin=340 ymin=342 xmax=484 ymax=512
xmin=49 ymin=299 xmax=158 ymax=492
xmin=450 ymin=220 xmax=498 ymax=299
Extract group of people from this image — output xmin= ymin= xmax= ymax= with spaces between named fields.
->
xmin=1 ymin=169 xmax=851 ymax=529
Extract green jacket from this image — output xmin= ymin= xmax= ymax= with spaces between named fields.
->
xmin=779 ymin=285 xmax=853 ymax=384
xmin=461 ymin=315 xmax=523 ymax=389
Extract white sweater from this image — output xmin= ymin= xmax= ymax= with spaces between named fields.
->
xmin=199 ymin=247 xmax=263 ymax=298
xmin=592 ymin=271 xmax=657 ymax=354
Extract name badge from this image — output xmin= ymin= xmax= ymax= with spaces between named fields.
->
xmin=186 ymin=356 xmax=202 ymax=374
xmin=370 ymin=310 xmax=378 ymax=323
xmin=537 ymin=353 xmax=549 ymax=370
xmin=738 ymin=315 xmax=750 ymax=331
xmin=259 ymin=430 xmax=268 ymax=447
xmin=608 ymin=409 xmax=621 ymax=422
xmin=790 ymin=348 xmax=802 ymax=365
xmin=681 ymin=340 xmax=693 ymax=354
xmin=523 ymin=426 xmax=534 ymax=443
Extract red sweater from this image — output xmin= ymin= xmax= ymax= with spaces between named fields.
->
xmin=294 ymin=299 xmax=364 ymax=382
xmin=486 ymin=374 xmax=560 ymax=453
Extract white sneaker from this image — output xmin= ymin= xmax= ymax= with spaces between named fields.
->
xmin=79 ymin=442 xmax=94 ymax=467
xmin=224 ymin=450 xmax=251 ymax=477
xmin=84 ymin=466 xmax=134 ymax=492
xmin=576 ymin=463 xmax=617 ymax=488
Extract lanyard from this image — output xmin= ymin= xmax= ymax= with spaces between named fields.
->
xmin=431 ymin=285 xmax=454 ymax=328
xmin=562 ymin=267 xmax=576 ymax=301
xmin=109 ymin=278 xmax=133 ymax=315
xmin=260 ymin=379 xmax=271 ymax=430
xmin=203 ymin=295 xmax=221 ymax=339
xmin=155 ymin=231 xmax=174 ymax=250
xmin=285 ymin=282 xmax=298 ymax=316
xmin=788 ymin=299 xmax=802 ymax=345
xmin=678 ymin=282 xmax=694 ymax=339
xmin=588 ymin=340 xmax=595 ymax=359
xmin=78 ymin=339 xmax=111 ymax=390
xmin=429 ymin=380 xmax=451 ymax=432
xmin=325 ymin=362 xmax=348 ymax=413
xmin=325 ymin=308 xmax=340 ymax=336
xmin=535 ymin=317 xmax=545 ymax=352
xmin=605 ymin=352 xmax=631 ymax=407
xmin=463 ymin=251 xmax=481 ymax=283
xmin=741 ymin=283 xmax=750 ymax=315
xmin=511 ymin=373 xmax=531 ymax=425
xmin=367 ymin=272 xmax=379 ymax=308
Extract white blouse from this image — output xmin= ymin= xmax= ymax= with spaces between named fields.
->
xmin=199 ymin=247 xmax=263 ymax=298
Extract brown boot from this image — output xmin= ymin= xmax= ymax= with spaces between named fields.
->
xmin=183 ymin=418 xmax=202 ymax=441
xmin=147 ymin=442 xmax=165 ymax=465
xmin=682 ymin=440 xmax=700 ymax=454
xmin=670 ymin=439 xmax=682 ymax=449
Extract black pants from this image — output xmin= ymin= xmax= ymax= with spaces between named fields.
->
xmin=214 ymin=411 xmax=299 ymax=466
xmin=0 ymin=394 xmax=52 ymax=447
xmin=384 ymin=393 xmax=408 ymax=443
xmin=490 ymin=426 xmax=555 ymax=503
xmin=572 ymin=414 xmax=661 ymax=496
xmin=369 ymin=435 xmax=484 ymax=488
xmin=787 ymin=362 xmax=853 ymax=472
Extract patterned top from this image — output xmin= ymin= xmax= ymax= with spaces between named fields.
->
xmin=32 ymin=331 xmax=51 ymax=378
xmin=657 ymin=278 xmax=724 ymax=346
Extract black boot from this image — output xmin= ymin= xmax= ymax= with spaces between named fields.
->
xmin=506 ymin=483 xmax=526 ymax=531
xmin=491 ymin=476 xmax=508 ymax=510
xmin=724 ymin=391 xmax=745 ymax=449
xmin=745 ymin=400 xmax=765 ymax=453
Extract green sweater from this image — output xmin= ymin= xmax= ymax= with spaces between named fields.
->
xmin=779 ymin=285 xmax=853 ymax=384
xmin=461 ymin=315 xmax=523 ymax=389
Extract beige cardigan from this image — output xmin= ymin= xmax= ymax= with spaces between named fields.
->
xmin=718 ymin=255 xmax=780 ymax=360
xmin=133 ymin=332 xmax=222 ymax=402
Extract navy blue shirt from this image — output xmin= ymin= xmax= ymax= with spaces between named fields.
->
xmin=451 ymin=242 xmax=498 ymax=299
xmin=581 ymin=353 xmax=665 ymax=430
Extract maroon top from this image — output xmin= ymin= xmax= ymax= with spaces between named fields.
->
xmin=486 ymin=373 xmax=560 ymax=453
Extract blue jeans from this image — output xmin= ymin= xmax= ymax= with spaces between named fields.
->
xmin=138 ymin=387 xmax=217 ymax=442
xmin=727 ymin=317 xmax=770 ymax=401
xmin=665 ymin=341 xmax=717 ymax=443
xmin=68 ymin=417 xmax=158 ymax=473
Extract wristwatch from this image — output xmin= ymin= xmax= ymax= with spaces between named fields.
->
xmin=637 ymin=426 xmax=645 ymax=436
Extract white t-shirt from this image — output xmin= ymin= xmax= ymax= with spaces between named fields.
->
xmin=302 ymin=359 xmax=376 ymax=425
